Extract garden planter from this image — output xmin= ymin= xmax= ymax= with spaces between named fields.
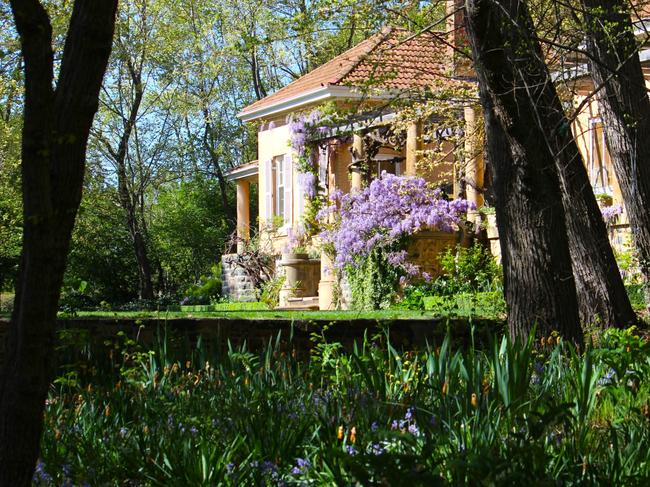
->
xmin=278 ymin=253 xmax=320 ymax=308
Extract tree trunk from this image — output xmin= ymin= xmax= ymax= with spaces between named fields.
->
xmin=0 ymin=1 xmax=117 ymax=484
xmin=114 ymin=58 xmax=155 ymax=300
xmin=465 ymin=0 xmax=583 ymax=343
xmin=466 ymin=0 xmax=635 ymax=334
xmin=582 ymin=0 xmax=650 ymax=309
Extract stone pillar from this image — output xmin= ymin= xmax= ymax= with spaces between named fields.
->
xmin=405 ymin=120 xmax=422 ymax=176
xmin=318 ymin=250 xmax=336 ymax=310
xmin=236 ymin=179 xmax=250 ymax=253
xmin=351 ymin=133 xmax=365 ymax=191
xmin=464 ymin=105 xmax=484 ymax=227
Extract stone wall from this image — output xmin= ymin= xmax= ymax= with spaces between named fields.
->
xmin=221 ymin=254 xmax=258 ymax=302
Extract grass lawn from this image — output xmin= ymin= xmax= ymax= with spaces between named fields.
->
xmin=65 ymin=308 xmax=461 ymax=321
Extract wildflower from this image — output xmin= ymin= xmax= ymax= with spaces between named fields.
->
xmin=371 ymin=421 xmax=379 ymax=432
xmin=104 ymin=405 xmax=110 ymax=417
xmin=292 ymin=458 xmax=311 ymax=475
xmin=337 ymin=425 xmax=344 ymax=440
xmin=371 ymin=443 xmax=385 ymax=455
xmin=471 ymin=393 xmax=478 ymax=408
xmin=391 ymin=420 xmax=399 ymax=430
xmin=405 ymin=407 xmax=414 ymax=420
xmin=346 ymin=445 xmax=358 ymax=456
xmin=408 ymin=423 xmax=420 ymax=436
xmin=190 ymin=426 xmax=198 ymax=435
xmin=55 ymin=428 xmax=61 ymax=441
xmin=226 ymin=463 xmax=235 ymax=474
xmin=33 ymin=460 xmax=52 ymax=484
xmin=119 ymin=427 xmax=128 ymax=438
xmin=349 ymin=426 xmax=357 ymax=444
xmin=442 ymin=381 xmax=448 ymax=396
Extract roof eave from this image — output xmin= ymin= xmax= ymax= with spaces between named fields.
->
xmin=237 ymin=85 xmax=395 ymax=123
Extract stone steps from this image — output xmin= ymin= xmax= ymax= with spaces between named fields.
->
xmin=277 ymin=296 xmax=319 ymax=311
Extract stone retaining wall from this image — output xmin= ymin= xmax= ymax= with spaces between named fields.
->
xmin=0 ymin=316 xmax=503 ymax=366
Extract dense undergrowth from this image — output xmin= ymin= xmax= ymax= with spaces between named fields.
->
xmin=35 ymin=326 xmax=650 ymax=486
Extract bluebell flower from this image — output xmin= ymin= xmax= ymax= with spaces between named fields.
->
xmin=190 ymin=426 xmax=198 ymax=435
xmin=405 ymin=407 xmax=414 ymax=420
xmin=371 ymin=443 xmax=385 ymax=455
xmin=33 ymin=460 xmax=52 ymax=484
xmin=119 ymin=427 xmax=128 ymax=438
xmin=371 ymin=421 xmax=379 ymax=432
xmin=346 ymin=445 xmax=358 ymax=456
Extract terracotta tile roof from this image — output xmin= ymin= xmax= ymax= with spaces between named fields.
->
xmin=240 ymin=26 xmax=471 ymax=118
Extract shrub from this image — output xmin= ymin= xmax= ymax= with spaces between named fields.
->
xmin=180 ymin=264 xmax=222 ymax=306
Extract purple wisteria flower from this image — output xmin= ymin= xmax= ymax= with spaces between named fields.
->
xmin=298 ymin=171 xmax=318 ymax=199
xmin=601 ymin=204 xmax=623 ymax=225
xmin=319 ymin=172 xmax=471 ymax=270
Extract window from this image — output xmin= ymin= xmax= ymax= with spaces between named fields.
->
xmin=274 ymin=155 xmax=284 ymax=219
xmin=263 ymin=154 xmax=292 ymax=228
xmin=589 ymin=118 xmax=612 ymax=193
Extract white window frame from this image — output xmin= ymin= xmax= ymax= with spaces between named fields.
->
xmin=273 ymin=155 xmax=285 ymax=219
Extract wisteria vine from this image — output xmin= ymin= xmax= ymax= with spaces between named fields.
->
xmin=318 ymin=172 xmax=472 ymax=272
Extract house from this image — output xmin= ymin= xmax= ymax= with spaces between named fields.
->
xmin=224 ymin=2 xmax=637 ymax=309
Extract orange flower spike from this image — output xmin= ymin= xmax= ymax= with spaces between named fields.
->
xmin=104 ymin=405 xmax=110 ymax=417
xmin=337 ymin=426 xmax=344 ymax=441
xmin=471 ymin=393 xmax=478 ymax=408
xmin=350 ymin=426 xmax=357 ymax=444
xmin=442 ymin=381 xmax=448 ymax=396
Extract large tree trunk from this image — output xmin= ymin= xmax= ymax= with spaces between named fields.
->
xmin=465 ymin=0 xmax=583 ymax=343
xmin=0 ymin=1 xmax=117 ymax=484
xmin=582 ymin=0 xmax=650 ymax=309
xmin=465 ymin=0 xmax=635 ymax=336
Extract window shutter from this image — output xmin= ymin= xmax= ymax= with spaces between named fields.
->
xmin=318 ymin=146 xmax=328 ymax=191
xmin=263 ymin=159 xmax=273 ymax=224
xmin=283 ymin=154 xmax=293 ymax=227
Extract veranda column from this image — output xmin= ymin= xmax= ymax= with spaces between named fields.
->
xmin=351 ymin=133 xmax=365 ymax=191
xmin=405 ymin=120 xmax=422 ymax=176
xmin=318 ymin=250 xmax=336 ymax=310
xmin=464 ymin=105 xmax=484 ymax=228
xmin=236 ymin=179 xmax=251 ymax=253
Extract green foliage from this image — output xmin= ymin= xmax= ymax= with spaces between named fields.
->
xmin=181 ymin=264 xmax=223 ymax=306
xmin=400 ymin=243 xmax=503 ymax=311
xmin=437 ymin=243 xmax=503 ymax=295
xmin=39 ymin=326 xmax=650 ymax=485
xmin=260 ymin=274 xmax=285 ymax=309
xmin=151 ymin=179 xmax=232 ymax=294
xmin=347 ymin=247 xmax=401 ymax=311
xmin=64 ymin=182 xmax=139 ymax=304
xmin=422 ymin=292 xmax=506 ymax=318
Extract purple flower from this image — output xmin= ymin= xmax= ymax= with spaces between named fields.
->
xmin=601 ymin=204 xmax=623 ymax=224
xmin=292 ymin=457 xmax=311 ymax=474
xmin=346 ymin=445 xmax=358 ymax=456
xmin=298 ymin=172 xmax=318 ymax=199
xmin=371 ymin=421 xmax=379 ymax=432
xmin=190 ymin=426 xmax=198 ymax=435
xmin=391 ymin=420 xmax=399 ymax=430
xmin=371 ymin=443 xmax=385 ymax=455
xmin=33 ymin=460 xmax=52 ymax=484
xmin=318 ymin=172 xmax=470 ymax=270
xmin=405 ymin=407 xmax=414 ymax=420
xmin=408 ymin=423 xmax=420 ymax=436
xmin=119 ymin=427 xmax=128 ymax=438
